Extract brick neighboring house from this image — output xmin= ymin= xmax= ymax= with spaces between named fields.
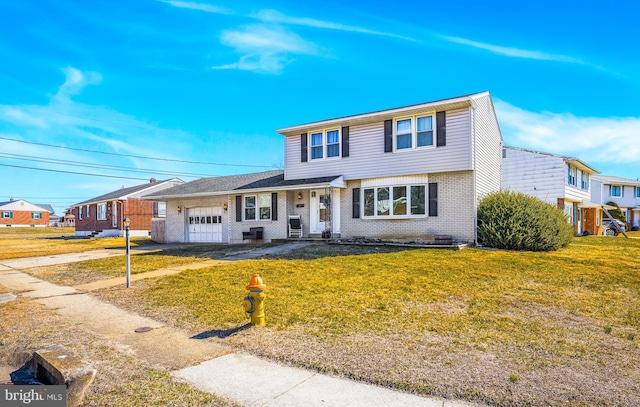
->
xmin=73 ymin=178 xmax=183 ymax=237
xmin=144 ymin=91 xmax=503 ymax=244
xmin=0 ymin=199 xmax=50 ymax=227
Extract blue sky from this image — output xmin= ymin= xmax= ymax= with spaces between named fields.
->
xmin=1 ymin=0 xmax=639 ymax=215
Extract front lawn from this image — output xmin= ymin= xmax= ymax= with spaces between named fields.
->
xmin=100 ymin=236 xmax=640 ymax=406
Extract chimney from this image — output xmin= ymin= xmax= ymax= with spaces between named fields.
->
xmin=150 ymin=178 xmax=157 ymax=183
xmin=9 ymin=198 xmax=14 ymax=202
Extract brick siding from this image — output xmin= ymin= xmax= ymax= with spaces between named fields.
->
xmin=0 ymin=210 xmax=50 ymax=226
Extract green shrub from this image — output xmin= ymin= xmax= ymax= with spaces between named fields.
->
xmin=477 ymin=191 xmax=574 ymax=251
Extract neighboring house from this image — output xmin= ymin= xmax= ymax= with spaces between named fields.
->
xmin=72 ymin=178 xmax=183 ymax=237
xmin=61 ymin=209 xmax=76 ymax=228
xmin=0 ymin=199 xmax=50 ymax=227
xmin=501 ymin=146 xmax=603 ymax=235
xmin=36 ymin=204 xmax=60 ymax=226
xmin=144 ymin=91 xmax=503 ymax=244
xmin=591 ymin=175 xmax=640 ymax=229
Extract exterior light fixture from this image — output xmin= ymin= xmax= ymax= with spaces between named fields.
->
xmin=223 ymin=203 xmax=228 ymax=211
xmin=177 ymin=206 xmax=182 ymax=213
xmin=297 ymin=192 xmax=303 ymax=200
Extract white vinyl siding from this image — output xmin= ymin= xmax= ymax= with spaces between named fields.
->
xmin=471 ymin=94 xmax=502 ymax=199
xmin=284 ymin=107 xmax=472 ymax=181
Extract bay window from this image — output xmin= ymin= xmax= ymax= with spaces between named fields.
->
xmin=362 ymin=184 xmax=427 ymax=218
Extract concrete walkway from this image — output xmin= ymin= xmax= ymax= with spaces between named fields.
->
xmin=0 ymin=244 xmax=477 ymax=407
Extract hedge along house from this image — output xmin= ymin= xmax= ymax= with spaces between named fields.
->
xmin=72 ymin=178 xmax=183 ymax=238
xmin=0 ymin=199 xmax=50 ymax=227
xmin=501 ymin=146 xmax=604 ymax=235
xmin=144 ymin=91 xmax=503 ymax=244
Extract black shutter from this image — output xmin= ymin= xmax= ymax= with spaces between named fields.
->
xmin=384 ymin=119 xmax=393 ymax=152
xmin=436 ymin=111 xmax=446 ymax=147
xmin=235 ymin=195 xmax=242 ymax=222
xmin=352 ymin=188 xmax=360 ymax=218
xmin=428 ymin=183 xmax=438 ymax=216
xmin=271 ymin=192 xmax=278 ymax=221
xmin=301 ymin=133 xmax=308 ymax=162
xmin=341 ymin=126 xmax=350 ymax=157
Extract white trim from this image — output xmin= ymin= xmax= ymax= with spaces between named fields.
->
xmin=308 ymin=127 xmax=341 ymax=161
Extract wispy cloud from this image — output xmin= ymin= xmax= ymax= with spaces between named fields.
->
xmin=495 ymin=99 xmax=640 ymax=168
xmin=442 ymin=36 xmax=583 ymax=64
xmin=212 ymin=24 xmax=324 ymax=74
xmin=252 ymin=9 xmax=415 ymax=41
xmin=156 ymin=0 xmax=234 ymax=15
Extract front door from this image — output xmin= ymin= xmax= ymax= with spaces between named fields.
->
xmin=310 ymin=189 xmax=328 ymax=234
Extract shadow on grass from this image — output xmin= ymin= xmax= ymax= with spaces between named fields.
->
xmin=191 ymin=324 xmax=252 ymax=339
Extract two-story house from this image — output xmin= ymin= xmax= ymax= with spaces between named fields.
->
xmin=501 ymin=146 xmax=603 ymax=235
xmin=73 ymin=177 xmax=183 ymax=237
xmin=144 ymin=91 xmax=503 ymax=244
xmin=591 ymin=175 xmax=640 ymax=230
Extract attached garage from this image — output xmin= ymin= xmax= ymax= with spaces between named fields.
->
xmin=187 ymin=207 xmax=223 ymax=242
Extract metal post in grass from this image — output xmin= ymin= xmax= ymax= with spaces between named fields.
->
xmin=123 ymin=217 xmax=131 ymax=288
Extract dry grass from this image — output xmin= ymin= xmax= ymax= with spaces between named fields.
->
xmin=93 ymin=236 xmax=640 ymax=406
xmin=0 ymin=297 xmax=236 ymax=406
xmin=0 ymin=232 xmax=152 ymax=260
xmin=25 ymin=252 xmax=209 ymax=286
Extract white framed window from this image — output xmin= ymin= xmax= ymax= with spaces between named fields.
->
xmin=610 ymin=185 xmax=622 ymax=197
xmin=309 ymin=129 xmax=341 ymax=160
xmin=394 ymin=114 xmax=435 ymax=151
xmin=97 ymin=203 xmax=108 ymax=220
xmin=580 ymin=172 xmax=589 ymax=191
xmin=362 ymin=185 xmax=426 ymax=218
xmin=78 ymin=207 xmax=83 ymax=220
xmin=2 ymin=211 xmax=12 ymax=219
xmin=112 ymin=202 xmax=118 ymax=227
xmin=86 ymin=205 xmax=90 ymax=218
xmin=635 ymin=186 xmax=640 ymax=198
xmin=244 ymin=194 xmax=271 ymax=220
xmin=32 ymin=212 xmax=42 ymax=219
xmin=567 ymin=165 xmax=577 ymax=187
xmin=153 ymin=202 xmax=166 ymax=217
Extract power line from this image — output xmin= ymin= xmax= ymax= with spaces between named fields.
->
xmin=0 ymin=152 xmax=217 ymax=178
xmin=0 ymin=135 xmax=278 ymax=168
xmin=0 ymin=163 xmax=153 ymax=181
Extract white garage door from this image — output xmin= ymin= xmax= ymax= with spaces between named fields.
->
xmin=187 ymin=207 xmax=223 ymax=242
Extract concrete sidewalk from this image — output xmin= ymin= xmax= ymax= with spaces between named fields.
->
xmin=0 ymin=245 xmax=478 ymax=406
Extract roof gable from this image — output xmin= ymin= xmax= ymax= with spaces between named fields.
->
xmin=74 ymin=178 xmax=183 ymax=206
xmin=0 ymin=200 xmax=50 ymax=212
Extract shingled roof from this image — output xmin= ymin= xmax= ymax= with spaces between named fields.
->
xmin=142 ymin=170 xmax=344 ymax=200
xmin=73 ymin=178 xmax=182 ymax=206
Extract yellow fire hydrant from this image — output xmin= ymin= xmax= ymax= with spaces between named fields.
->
xmin=243 ymin=273 xmax=266 ymax=326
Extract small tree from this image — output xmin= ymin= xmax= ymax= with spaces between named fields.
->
xmin=478 ymin=191 xmax=574 ymax=251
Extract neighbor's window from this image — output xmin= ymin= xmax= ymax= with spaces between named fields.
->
xmin=363 ymin=185 xmax=427 ymax=218
xmin=610 ymin=185 xmax=622 ymax=197
xmin=97 ymin=203 xmax=108 ymax=220
xmin=32 ymin=212 xmax=42 ymax=220
xmin=635 ymin=186 xmax=640 ymax=198
xmin=567 ymin=165 xmax=577 ymax=186
xmin=395 ymin=114 xmax=435 ymax=151
xmin=78 ymin=207 xmax=83 ymax=220
xmin=86 ymin=205 xmax=90 ymax=218
xmin=2 ymin=211 xmax=12 ymax=219
xmin=580 ymin=172 xmax=590 ymax=191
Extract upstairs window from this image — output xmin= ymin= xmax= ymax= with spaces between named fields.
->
xmin=567 ymin=165 xmax=577 ymax=187
xmin=635 ymin=186 xmax=640 ymax=198
xmin=309 ymin=129 xmax=341 ymax=160
xmin=395 ymin=114 xmax=435 ymax=151
xmin=580 ymin=172 xmax=589 ymax=191
xmin=610 ymin=185 xmax=622 ymax=197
